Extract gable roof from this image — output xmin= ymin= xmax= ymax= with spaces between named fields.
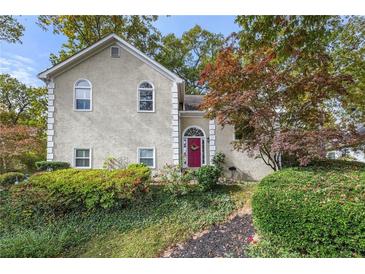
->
xmin=38 ymin=33 xmax=184 ymax=83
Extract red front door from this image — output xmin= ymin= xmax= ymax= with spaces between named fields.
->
xmin=187 ymin=138 xmax=202 ymax=167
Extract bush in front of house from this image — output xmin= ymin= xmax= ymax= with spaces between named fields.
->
xmin=252 ymin=161 xmax=365 ymax=257
xmin=35 ymin=161 xmax=70 ymax=171
xmin=10 ymin=165 xmax=151 ymax=214
xmin=194 ymin=165 xmax=222 ymax=191
xmin=0 ymin=172 xmax=25 ymax=186
xmin=159 ymin=164 xmax=195 ymax=196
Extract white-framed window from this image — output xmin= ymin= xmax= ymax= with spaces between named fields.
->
xmin=74 ymin=79 xmax=92 ymax=111
xmin=137 ymin=147 xmax=155 ymax=168
xmin=137 ymin=81 xmax=154 ymax=112
xmin=74 ymin=148 xmax=91 ymax=168
xmin=111 ymin=46 xmax=120 ymax=58
xmin=327 ymin=151 xmax=337 ymax=160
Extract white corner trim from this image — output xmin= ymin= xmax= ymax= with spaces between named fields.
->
xmin=47 ymin=80 xmax=55 ymax=162
xmin=209 ymin=119 xmax=216 ymax=164
xmin=171 ymin=82 xmax=179 ymax=165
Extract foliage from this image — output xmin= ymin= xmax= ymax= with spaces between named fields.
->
xmin=102 ymin=156 xmax=130 ymax=170
xmin=35 ymin=161 xmax=70 ymax=171
xmin=37 ymin=16 xmax=161 ymax=65
xmin=0 ymin=124 xmax=42 ymax=173
xmin=200 ymin=16 xmax=365 ymax=170
xmin=0 ymin=16 xmax=24 ymax=43
xmin=0 ymin=172 xmax=25 ymax=186
xmin=158 ymin=164 xmax=195 ymax=196
xmin=212 ymin=152 xmax=226 ymax=171
xmin=194 ymin=165 xmax=222 ymax=191
xmin=0 ymin=74 xmax=47 ymax=128
xmin=247 ymin=237 xmax=301 ymax=258
xmin=155 ymin=25 xmax=225 ymax=94
xmin=0 ymin=74 xmax=47 ymax=173
xmin=10 ymin=166 xmax=151 ymax=214
xmin=0 ymin=184 xmax=251 ymax=257
xmin=252 ymin=160 xmax=365 ymax=257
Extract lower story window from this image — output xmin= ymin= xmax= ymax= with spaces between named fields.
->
xmin=75 ymin=148 xmax=91 ymax=168
xmin=138 ymin=147 xmax=155 ymax=168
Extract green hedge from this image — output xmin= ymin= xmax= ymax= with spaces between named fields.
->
xmin=10 ymin=165 xmax=151 ymax=213
xmin=252 ymin=160 xmax=365 ymax=257
xmin=35 ymin=161 xmax=70 ymax=171
xmin=0 ymin=172 xmax=25 ymax=186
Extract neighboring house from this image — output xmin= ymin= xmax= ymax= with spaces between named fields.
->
xmin=38 ymin=33 xmax=272 ymax=181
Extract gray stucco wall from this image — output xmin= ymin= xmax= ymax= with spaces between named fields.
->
xmin=52 ymin=43 xmax=174 ymax=169
xmin=215 ymin=124 xmax=273 ymax=181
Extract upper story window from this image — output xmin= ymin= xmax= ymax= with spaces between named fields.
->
xmin=138 ymin=81 xmax=154 ymax=112
xmin=111 ymin=46 xmax=120 ymax=58
xmin=74 ymin=79 xmax=92 ymax=111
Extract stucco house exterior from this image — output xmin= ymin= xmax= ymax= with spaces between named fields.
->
xmin=38 ymin=33 xmax=272 ymax=181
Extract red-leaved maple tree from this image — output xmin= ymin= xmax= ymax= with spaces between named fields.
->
xmin=0 ymin=124 xmax=40 ymax=171
xmin=200 ymin=45 xmax=363 ymax=170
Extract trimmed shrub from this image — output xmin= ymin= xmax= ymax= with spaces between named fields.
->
xmin=194 ymin=165 xmax=221 ymax=191
xmin=0 ymin=172 xmax=25 ymax=186
xmin=10 ymin=165 xmax=151 ymax=214
xmin=35 ymin=161 xmax=70 ymax=171
xmin=253 ymin=160 xmax=365 ymax=257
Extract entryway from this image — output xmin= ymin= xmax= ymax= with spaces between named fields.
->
xmin=183 ymin=126 xmax=206 ymax=168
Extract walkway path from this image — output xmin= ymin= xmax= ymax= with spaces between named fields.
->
xmin=162 ymin=212 xmax=255 ymax=258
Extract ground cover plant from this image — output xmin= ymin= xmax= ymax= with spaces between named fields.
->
xmin=0 ymin=168 xmax=254 ymax=257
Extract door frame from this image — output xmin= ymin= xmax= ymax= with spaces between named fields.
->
xmin=182 ymin=126 xmax=207 ymax=168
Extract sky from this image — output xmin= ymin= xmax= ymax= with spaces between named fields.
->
xmin=0 ymin=16 xmax=239 ymax=87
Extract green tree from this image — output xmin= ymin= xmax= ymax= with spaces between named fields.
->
xmin=37 ymin=15 xmax=161 ymax=65
xmin=0 ymin=16 xmax=24 ymax=43
xmin=0 ymin=74 xmax=47 ymax=128
xmin=0 ymin=74 xmax=47 ymax=172
xmin=155 ymin=25 xmax=225 ymax=94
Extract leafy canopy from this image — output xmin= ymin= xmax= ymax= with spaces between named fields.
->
xmin=200 ymin=16 xmax=365 ymax=169
xmin=155 ymin=25 xmax=225 ymax=94
xmin=0 ymin=16 xmax=24 ymax=43
xmin=37 ymin=15 xmax=161 ymax=65
xmin=0 ymin=74 xmax=47 ymax=128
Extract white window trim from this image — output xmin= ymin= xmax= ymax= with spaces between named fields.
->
xmin=110 ymin=46 xmax=120 ymax=58
xmin=137 ymin=80 xmax=155 ymax=113
xmin=74 ymin=148 xmax=92 ymax=169
xmin=137 ymin=147 xmax=156 ymax=169
xmin=74 ymin=79 xmax=92 ymax=112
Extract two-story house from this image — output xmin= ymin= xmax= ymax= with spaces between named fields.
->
xmin=38 ymin=33 xmax=272 ymax=181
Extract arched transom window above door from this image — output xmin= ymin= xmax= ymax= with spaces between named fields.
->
xmin=184 ymin=127 xmax=204 ymax=137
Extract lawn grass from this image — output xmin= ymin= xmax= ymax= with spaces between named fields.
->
xmin=0 ymin=183 xmax=256 ymax=258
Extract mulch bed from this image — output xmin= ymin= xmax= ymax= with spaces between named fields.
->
xmin=162 ymin=214 xmax=255 ymax=258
